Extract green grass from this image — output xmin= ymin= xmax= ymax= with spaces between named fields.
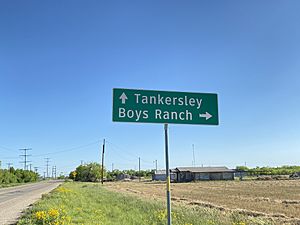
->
xmin=18 ymin=182 xmax=274 ymax=225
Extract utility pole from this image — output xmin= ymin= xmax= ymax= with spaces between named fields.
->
xmin=52 ymin=166 xmax=57 ymax=179
xmin=52 ymin=166 xmax=56 ymax=179
xmin=45 ymin=158 xmax=50 ymax=178
xmin=43 ymin=172 xmax=46 ymax=179
xmin=153 ymin=160 xmax=158 ymax=172
xmin=101 ymin=139 xmax=105 ymax=184
xmin=19 ymin=148 xmax=32 ymax=170
xmin=192 ymin=144 xmax=195 ymax=167
xmin=112 ymin=163 xmax=114 ymax=172
xmin=29 ymin=164 xmax=32 ymax=171
xmin=34 ymin=167 xmax=38 ymax=173
xmin=139 ymin=157 xmax=141 ymax=182
xmin=7 ymin=162 xmax=13 ymax=170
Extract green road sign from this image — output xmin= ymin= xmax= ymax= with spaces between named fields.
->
xmin=112 ymin=88 xmax=219 ymax=125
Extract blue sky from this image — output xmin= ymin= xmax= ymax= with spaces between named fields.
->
xmin=1 ymin=1 xmax=300 ymax=175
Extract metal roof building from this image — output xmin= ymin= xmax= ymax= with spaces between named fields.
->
xmin=173 ymin=166 xmax=235 ymax=182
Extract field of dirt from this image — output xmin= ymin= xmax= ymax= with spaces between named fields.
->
xmin=105 ymin=180 xmax=300 ymax=223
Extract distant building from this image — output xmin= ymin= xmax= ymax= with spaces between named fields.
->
xmin=152 ymin=170 xmax=176 ymax=181
xmin=290 ymin=172 xmax=300 ymax=179
xmin=173 ymin=166 xmax=235 ymax=182
xmin=234 ymin=169 xmax=248 ymax=180
xmin=116 ymin=173 xmax=131 ymax=181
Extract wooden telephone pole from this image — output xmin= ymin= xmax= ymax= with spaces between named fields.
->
xmin=101 ymin=139 xmax=105 ymax=184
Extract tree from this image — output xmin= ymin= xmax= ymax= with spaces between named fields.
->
xmin=70 ymin=163 xmax=106 ymax=182
xmin=0 ymin=168 xmax=38 ymax=184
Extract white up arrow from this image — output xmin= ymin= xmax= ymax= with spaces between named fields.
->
xmin=119 ymin=92 xmax=128 ymax=104
xmin=199 ymin=112 xmax=212 ymax=120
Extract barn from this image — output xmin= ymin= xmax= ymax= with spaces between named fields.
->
xmin=173 ymin=166 xmax=235 ymax=182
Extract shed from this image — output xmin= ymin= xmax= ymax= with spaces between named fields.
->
xmin=174 ymin=166 xmax=235 ymax=182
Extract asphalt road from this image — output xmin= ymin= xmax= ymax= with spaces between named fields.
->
xmin=0 ymin=180 xmax=62 ymax=225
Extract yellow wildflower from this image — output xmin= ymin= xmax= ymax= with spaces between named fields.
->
xmin=35 ymin=211 xmax=46 ymax=220
xmin=48 ymin=208 xmax=59 ymax=217
xmin=56 ymin=187 xmax=72 ymax=193
xmin=233 ymin=222 xmax=246 ymax=225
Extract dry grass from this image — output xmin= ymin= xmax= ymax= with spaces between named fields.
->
xmin=104 ymin=180 xmax=300 ymax=223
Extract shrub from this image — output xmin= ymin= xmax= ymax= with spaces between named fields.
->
xmin=0 ymin=168 xmax=38 ymax=185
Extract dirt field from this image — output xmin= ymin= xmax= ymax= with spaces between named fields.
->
xmin=105 ymin=180 xmax=300 ymax=223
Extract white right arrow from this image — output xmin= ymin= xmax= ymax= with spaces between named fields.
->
xmin=199 ymin=112 xmax=212 ymax=120
xmin=119 ymin=92 xmax=128 ymax=104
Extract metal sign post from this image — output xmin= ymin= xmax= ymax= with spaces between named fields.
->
xmin=112 ymin=88 xmax=219 ymax=225
xmin=164 ymin=123 xmax=171 ymax=225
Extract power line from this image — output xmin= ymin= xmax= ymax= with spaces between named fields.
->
xmin=107 ymin=145 xmax=137 ymax=163
xmin=0 ymin=156 xmax=19 ymax=159
xmin=109 ymin=162 xmax=137 ymax=168
xmin=140 ymin=158 xmax=154 ymax=165
xmin=1 ymin=140 xmax=100 ymax=160
xmin=52 ymin=166 xmax=57 ymax=179
xmin=0 ymin=146 xmax=18 ymax=152
xmin=0 ymin=146 xmax=18 ymax=163
xmin=106 ymin=140 xmax=154 ymax=165
xmin=19 ymin=148 xmax=32 ymax=170
xmin=106 ymin=140 xmax=142 ymax=159
xmin=32 ymin=140 xmax=100 ymax=157
xmin=45 ymin=158 xmax=50 ymax=178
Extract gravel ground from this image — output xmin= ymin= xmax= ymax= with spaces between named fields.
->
xmin=0 ymin=180 xmax=62 ymax=225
